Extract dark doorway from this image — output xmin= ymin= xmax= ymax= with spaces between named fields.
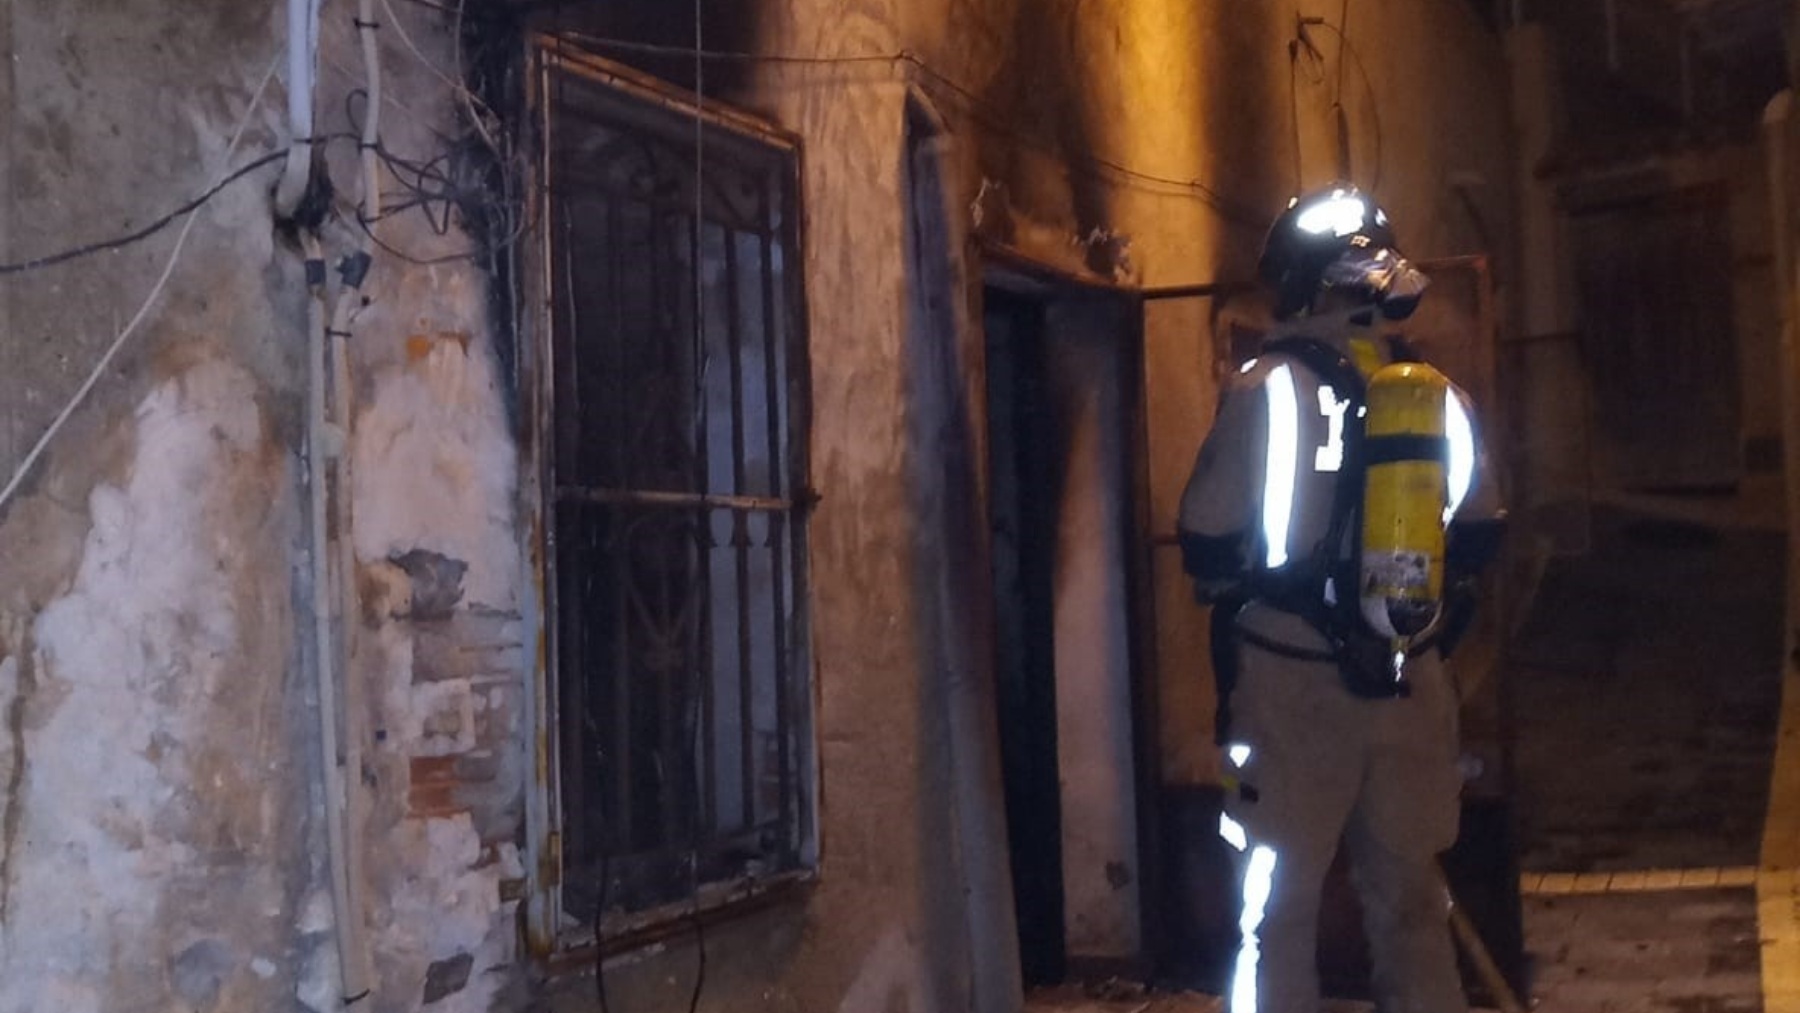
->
xmin=985 ymin=276 xmax=1149 ymax=988
xmin=986 ymin=286 xmax=1068 ymax=988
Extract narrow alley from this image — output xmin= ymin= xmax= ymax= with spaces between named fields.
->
xmin=5 ymin=1 xmax=1800 ymax=1012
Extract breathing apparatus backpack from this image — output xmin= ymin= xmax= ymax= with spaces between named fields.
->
xmin=1219 ymin=335 xmax=1453 ymax=702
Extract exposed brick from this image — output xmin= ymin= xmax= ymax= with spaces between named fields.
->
xmin=410 ymin=754 xmax=459 ymax=786
xmin=414 ymin=610 xmax=525 ymax=685
xmin=407 ymin=782 xmax=469 ymax=819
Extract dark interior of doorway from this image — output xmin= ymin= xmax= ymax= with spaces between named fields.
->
xmin=986 ymin=287 xmax=1065 ymax=993
xmin=985 ymin=285 xmax=1068 ymax=989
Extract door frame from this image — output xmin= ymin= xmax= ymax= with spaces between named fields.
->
xmin=977 ymin=249 xmax=1163 ymax=983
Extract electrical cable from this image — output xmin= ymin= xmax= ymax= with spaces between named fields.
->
xmin=346 ymin=90 xmax=460 ymax=232
xmin=321 ymin=45 xmax=457 ymax=152
xmin=557 ymin=31 xmax=1267 ymax=229
xmin=1337 ymin=0 xmax=1352 ymax=103
xmin=452 ymin=0 xmax=499 ymax=158
xmin=334 ymin=0 xmax=532 ymax=269
xmin=349 ymin=197 xmax=533 ymax=266
xmin=0 ymin=150 xmax=288 ymax=276
xmin=1309 ymin=18 xmax=1385 ymax=190
xmin=336 ymin=86 xmax=532 ymax=265
xmin=1288 ymin=43 xmax=1308 ymax=190
xmin=0 ymin=53 xmax=283 ymax=513
xmin=685 ymin=3 xmax=710 ymax=1010
xmin=0 ymin=30 xmax=1269 ymax=289
xmin=386 ymin=0 xmax=459 ymax=14
xmin=1290 ymin=20 xmax=1328 ymax=188
xmin=331 ymin=5 xmax=386 ymax=1003
xmin=546 ymin=18 xmax=617 ymax=1013
xmin=379 ymin=0 xmax=503 ymax=156
xmin=563 ymin=33 xmax=900 ymax=67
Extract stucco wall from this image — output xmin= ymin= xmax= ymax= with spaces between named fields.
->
xmin=0 ymin=1 xmax=527 ymax=1011
xmin=0 ymin=4 xmax=317 ymax=1010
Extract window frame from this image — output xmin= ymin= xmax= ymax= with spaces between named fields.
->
xmin=519 ymin=36 xmax=819 ymax=956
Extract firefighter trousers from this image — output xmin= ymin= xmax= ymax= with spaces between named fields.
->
xmin=1221 ymin=641 xmax=1467 ymax=1013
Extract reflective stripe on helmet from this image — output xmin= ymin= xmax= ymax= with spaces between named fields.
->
xmin=1295 ymin=190 xmax=1369 ymax=237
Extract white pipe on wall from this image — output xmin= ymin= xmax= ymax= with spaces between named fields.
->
xmin=296 ymin=0 xmax=386 ymax=1000
xmin=276 ymin=0 xmax=320 ymax=215
xmin=358 ymin=0 xmax=383 ymax=225
xmin=276 ymin=0 xmax=360 ymax=994
xmin=302 ymin=232 xmax=366 ymax=1005
xmin=316 ymin=0 xmax=387 ymax=1000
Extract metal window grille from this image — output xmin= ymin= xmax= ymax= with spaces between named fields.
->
xmin=541 ymin=57 xmax=813 ymax=927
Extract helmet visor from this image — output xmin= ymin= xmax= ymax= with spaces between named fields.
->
xmin=1318 ymin=247 xmax=1430 ymax=320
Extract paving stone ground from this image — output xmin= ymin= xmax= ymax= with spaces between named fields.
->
xmin=1023 ymin=985 xmax=1505 ymax=1013
xmin=1508 ymin=501 xmax=1785 ymax=1012
xmin=1522 ymin=889 xmax=1762 ymax=1012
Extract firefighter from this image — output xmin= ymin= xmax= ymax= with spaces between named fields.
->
xmin=1179 ymin=184 xmax=1506 ymax=1013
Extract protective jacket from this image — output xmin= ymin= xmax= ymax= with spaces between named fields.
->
xmin=1179 ymin=317 xmax=1504 ymax=721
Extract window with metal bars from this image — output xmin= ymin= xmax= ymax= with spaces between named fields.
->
xmin=539 ymin=50 xmax=814 ymax=930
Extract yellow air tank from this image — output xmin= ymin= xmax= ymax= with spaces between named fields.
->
xmin=1359 ymin=362 xmax=1450 ymax=639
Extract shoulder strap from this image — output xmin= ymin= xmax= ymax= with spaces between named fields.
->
xmin=1253 ymin=336 xmax=1373 ymax=649
xmin=1384 ymin=333 xmax=1424 ymax=364
xmin=1263 ymin=335 xmax=1368 ymax=404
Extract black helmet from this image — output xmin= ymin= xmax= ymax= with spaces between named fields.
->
xmin=1257 ymin=184 xmax=1428 ymax=321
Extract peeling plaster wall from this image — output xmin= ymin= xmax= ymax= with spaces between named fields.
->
xmin=2 ymin=362 xmax=304 ymax=1013
xmin=0 ymin=3 xmax=316 ymax=1011
xmin=0 ymin=1 xmax=527 ymax=1011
